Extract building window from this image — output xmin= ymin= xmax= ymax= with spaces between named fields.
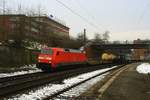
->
xmin=10 ymin=17 xmax=20 ymax=21
xmin=11 ymin=23 xmax=16 ymax=29
xmin=31 ymin=27 xmax=38 ymax=33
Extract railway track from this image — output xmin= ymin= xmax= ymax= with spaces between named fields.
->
xmin=43 ymin=64 xmax=126 ymax=100
xmin=0 ymin=72 xmax=44 ymax=83
xmin=0 ymin=63 xmax=124 ymax=99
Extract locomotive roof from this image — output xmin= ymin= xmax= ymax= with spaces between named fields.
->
xmin=63 ymin=48 xmax=82 ymax=53
xmin=41 ymin=47 xmax=82 ymax=53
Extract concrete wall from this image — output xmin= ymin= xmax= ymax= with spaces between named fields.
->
xmin=0 ymin=45 xmax=39 ymax=67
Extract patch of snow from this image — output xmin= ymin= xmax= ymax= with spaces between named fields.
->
xmin=58 ymin=73 xmax=108 ymax=99
xmin=0 ymin=65 xmax=42 ymax=78
xmin=8 ymin=66 xmax=117 ymax=100
xmin=63 ymin=67 xmax=114 ymax=85
xmin=24 ymin=41 xmax=44 ymax=50
xmin=136 ymin=63 xmax=150 ymax=74
xmin=20 ymin=64 xmax=37 ymax=69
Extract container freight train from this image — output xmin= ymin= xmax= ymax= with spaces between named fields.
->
xmin=84 ymin=46 xmax=120 ymax=65
xmin=37 ymin=47 xmax=120 ymax=72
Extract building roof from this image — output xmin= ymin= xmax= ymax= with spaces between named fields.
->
xmin=0 ymin=14 xmax=69 ymax=30
xmin=30 ymin=16 xmax=69 ymax=30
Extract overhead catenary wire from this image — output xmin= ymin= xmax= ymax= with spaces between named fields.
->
xmin=74 ymin=0 xmax=105 ymax=29
xmin=55 ymin=0 xmax=104 ymax=31
xmin=138 ymin=0 xmax=150 ymax=24
xmin=74 ymin=0 xmax=95 ymax=22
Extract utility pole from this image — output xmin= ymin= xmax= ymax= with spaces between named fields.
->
xmin=3 ymin=0 xmax=5 ymax=15
xmin=83 ymin=28 xmax=86 ymax=45
xmin=3 ymin=0 xmax=6 ymax=41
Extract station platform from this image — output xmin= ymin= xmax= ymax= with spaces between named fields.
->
xmin=80 ymin=63 xmax=150 ymax=100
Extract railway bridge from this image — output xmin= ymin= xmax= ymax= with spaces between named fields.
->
xmin=84 ymin=43 xmax=150 ymax=61
xmin=85 ymin=43 xmax=150 ymax=49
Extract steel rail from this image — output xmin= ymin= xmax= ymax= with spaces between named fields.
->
xmin=0 ymin=63 xmax=124 ymax=99
xmin=43 ymin=64 xmax=126 ymax=100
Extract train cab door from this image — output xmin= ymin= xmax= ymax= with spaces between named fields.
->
xmin=53 ymin=50 xmax=62 ymax=66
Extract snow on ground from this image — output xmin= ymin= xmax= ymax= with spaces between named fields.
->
xmin=24 ymin=40 xmax=43 ymax=50
xmin=0 ymin=64 xmax=42 ymax=78
xmin=136 ymin=63 xmax=150 ymax=74
xmin=19 ymin=64 xmax=37 ymax=69
xmin=58 ymin=73 xmax=108 ymax=99
xmin=8 ymin=66 xmax=117 ymax=100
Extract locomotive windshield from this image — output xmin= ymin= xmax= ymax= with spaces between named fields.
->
xmin=41 ymin=48 xmax=53 ymax=54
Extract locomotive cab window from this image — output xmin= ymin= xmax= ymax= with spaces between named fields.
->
xmin=41 ymin=48 xmax=53 ymax=54
xmin=56 ymin=51 xmax=60 ymax=56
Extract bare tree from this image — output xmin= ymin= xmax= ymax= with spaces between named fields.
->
xmin=103 ymin=30 xmax=110 ymax=43
xmin=76 ymin=33 xmax=88 ymax=46
xmin=113 ymin=41 xmax=121 ymax=44
xmin=93 ymin=33 xmax=104 ymax=44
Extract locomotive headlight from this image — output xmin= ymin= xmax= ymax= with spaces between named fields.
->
xmin=46 ymin=57 xmax=52 ymax=60
xmin=38 ymin=56 xmax=44 ymax=59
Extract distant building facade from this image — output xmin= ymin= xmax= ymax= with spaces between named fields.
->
xmin=132 ymin=39 xmax=148 ymax=60
xmin=0 ymin=14 xmax=69 ymax=42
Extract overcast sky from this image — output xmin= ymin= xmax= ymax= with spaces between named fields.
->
xmin=1 ymin=0 xmax=150 ymax=41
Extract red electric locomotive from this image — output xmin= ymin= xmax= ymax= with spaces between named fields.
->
xmin=37 ymin=47 xmax=87 ymax=71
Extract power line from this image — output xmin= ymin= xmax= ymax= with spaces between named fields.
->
xmin=74 ymin=0 xmax=95 ymax=20
xmin=55 ymin=0 xmax=103 ymax=31
xmin=138 ymin=0 xmax=150 ymax=24
xmin=74 ymin=0 xmax=107 ymax=30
